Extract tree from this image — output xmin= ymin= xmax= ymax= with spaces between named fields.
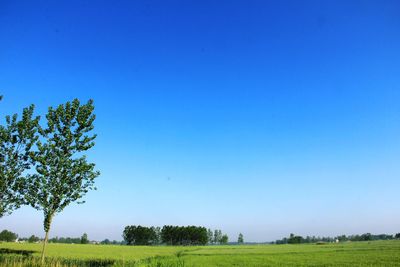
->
xmin=160 ymin=225 xmax=208 ymax=245
xmin=214 ymin=229 xmax=222 ymax=244
xmin=220 ymin=234 xmax=228 ymax=244
xmin=238 ymin=233 xmax=244 ymax=244
xmin=395 ymin=233 xmax=400 ymax=239
xmin=207 ymin=229 xmax=213 ymax=244
xmin=28 ymin=235 xmax=40 ymax=243
xmin=101 ymin=238 xmax=111 ymax=245
xmin=288 ymin=233 xmax=304 ymax=244
xmin=0 ymin=229 xmax=18 ymax=242
xmin=0 ymin=103 xmax=39 ymax=217
xmin=152 ymin=226 xmax=161 ymax=245
xmin=123 ymin=225 xmax=157 ymax=245
xmin=81 ymin=233 xmax=89 ymax=244
xmin=361 ymin=233 xmax=372 ymax=241
xmin=25 ymin=99 xmax=99 ymax=263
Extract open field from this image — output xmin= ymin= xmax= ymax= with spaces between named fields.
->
xmin=1 ymin=240 xmax=400 ymax=266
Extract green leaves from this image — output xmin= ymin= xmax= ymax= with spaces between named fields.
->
xmin=26 ymin=99 xmax=100 ymax=232
xmin=0 ymin=104 xmax=40 ymax=217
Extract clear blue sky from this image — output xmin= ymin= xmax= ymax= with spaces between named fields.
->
xmin=1 ymin=0 xmax=400 ymax=242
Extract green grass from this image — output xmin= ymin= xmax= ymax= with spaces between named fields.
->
xmin=1 ymin=240 xmax=399 ymax=266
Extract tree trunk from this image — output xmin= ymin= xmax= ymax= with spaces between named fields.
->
xmin=41 ymin=214 xmax=53 ymax=264
xmin=41 ymin=230 xmax=49 ymax=264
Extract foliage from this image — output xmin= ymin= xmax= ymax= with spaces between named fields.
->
xmin=49 ymin=236 xmax=83 ymax=244
xmin=28 ymin=235 xmax=40 ymax=243
xmin=123 ymin=226 xmax=159 ymax=246
xmin=213 ymin=230 xmax=221 ymax=244
xmin=287 ymin=233 xmax=303 ymax=244
xmin=81 ymin=233 xmax=89 ymax=244
xmin=123 ymin=225 xmax=209 ymax=246
xmin=100 ymin=239 xmax=122 ymax=245
xmin=24 ymin=99 xmax=99 ymax=261
xmin=26 ymin=99 xmax=99 ymax=232
xmin=0 ymin=230 xmax=18 ymax=242
xmin=0 ymin=103 xmax=39 ymax=217
xmin=210 ymin=229 xmax=229 ymax=245
xmin=207 ymin=229 xmax=213 ymax=245
xmin=161 ymin=226 xmax=208 ymax=246
xmin=275 ymin=232 xmax=397 ymax=244
xmin=101 ymin=239 xmax=111 ymax=245
xmin=220 ymin=234 xmax=228 ymax=244
xmin=237 ymin=233 xmax=244 ymax=244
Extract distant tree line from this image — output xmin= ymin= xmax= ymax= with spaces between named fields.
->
xmin=6 ymin=228 xmax=399 ymax=246
xmin=123 ymin=225 xmax=230 ymax=246
xmin=161 ymin=226 xmax=208 ymax=245
xmin=99 ymin=239 xmax=124 ymax=245
xmin=17 ymin=235 xmax=40 ymax=243
xmin=207 ymin=229 xmax=229 ymax=245
xmin=336 ymin=233 xmax=397 ymax=242
xmin=275 ymin=233 xmax=400 ymax=244
xmin=0 ymin=230 xmax=97 ymax=244
xmin=48 ymin=233 xmax=89 ymax=244
xmin=123 ymin=226 xmax=161 ymax=245
xmin=47 ymin=235 xmax=123 ymax=245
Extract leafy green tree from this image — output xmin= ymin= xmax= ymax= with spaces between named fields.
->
xmin=288 ymin=233 xmax=304 ymax=244
xmin=123 ymin=225 xmax=158 ymax=245
xmin=0 ymin=229 xmax=18 ymax=242
xmin=28 ymin=235 xmax=40 ymax=243
xmin=213 ymin=229 xmax=222 ymax=244
xmin=101 ymin=238 xmax=111 ymax=245
xmin=395 ymin=233 xmax=400 ymax=239
xmin=220 ymin=234 xmax=228 ymax=244
xmin=207 ymin=228 xmax=213 ymax=244
xmin=25 ymin=99 xmax=99 ymax=263
xmin=160 ymin=225 xmax=208 ymax=245
xmin=0 ymin=103 xmax=39 ymax=217
xmin=238 ymin=233 xmax=244 ymax=244
xmin=152 ymin=226 xmax=161 ymax=245
xmin=81 ymin=233 xmax=89 ymax=244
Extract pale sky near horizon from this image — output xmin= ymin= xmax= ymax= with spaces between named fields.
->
xmin=1 ymin=0 xmax=400 ymax=242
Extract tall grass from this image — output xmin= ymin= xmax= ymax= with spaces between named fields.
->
xmin=0 ymin=254 xmax=116 ymax=267
xmin=0 ymin=254 xmax=186 ymax=267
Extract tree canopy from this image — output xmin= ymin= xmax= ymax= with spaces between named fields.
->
xmin=123 ymin=225 xmax=210 ymax=246
xmin=0 ymin=229 xmax=18 ymax=242
xmin=238 ymin=233 xmax=244 ymax=244
xmin=0 ymin=103 xmax=39 ymax=217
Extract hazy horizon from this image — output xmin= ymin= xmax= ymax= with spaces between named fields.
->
xmin=1 ymin=0 xmax=399 ymax=242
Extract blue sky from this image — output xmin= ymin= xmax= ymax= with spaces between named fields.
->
xmin=1 ymin=0 xmax=400 ymax=242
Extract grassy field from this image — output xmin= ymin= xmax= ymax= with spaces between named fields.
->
xmin=0 ymin=240 xmax=399 ymax=266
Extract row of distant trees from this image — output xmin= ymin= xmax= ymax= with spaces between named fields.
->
xmin=49 ymin=233 xmax=90 ymax=244
xmin=162 ymin=226 xmax=209 ymax=245
xmin=123 ymin=225 xmax=234 ymax=246
xmin=275 ymin=233 xmax=400 ymax=244
xmin=0 ymin=229 xmax=91 ymax=244
xmin=0 ymin=96 xmax=99 ymax=263
xmin=206 ymin=229 xmax=230 ymax=245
